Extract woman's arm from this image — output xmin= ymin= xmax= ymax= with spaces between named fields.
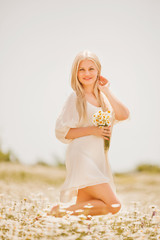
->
xmin=98 ymin=76 xmax=130 ymax=121
xmin=102 ymin=88 xmax=130 ymax=121
xmin=65 ymin=126 xmax=94 ymax=140
xmin=65 ymin=126 xmax=111 ymax=140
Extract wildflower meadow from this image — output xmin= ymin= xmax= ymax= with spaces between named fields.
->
xmin=0 ymin=162 xmax=159 ymax=239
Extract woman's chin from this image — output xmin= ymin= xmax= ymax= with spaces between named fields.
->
xmin=82 ymin=80 xmax=96 ymax=87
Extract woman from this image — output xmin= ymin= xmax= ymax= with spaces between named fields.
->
xmin=48 ymin=50 xmax=130 ymax=217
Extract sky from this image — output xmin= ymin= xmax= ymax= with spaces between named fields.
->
xmin=0 ymin=0 xmax=160 ymax=173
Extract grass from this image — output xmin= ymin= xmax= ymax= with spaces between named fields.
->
xmin=0 ymin=169 xmax=65 ymax=185
xmin=0 ymin=162 xmax=160 ymax=239
xmin=0 ymin=162 xmax=66 ymax=186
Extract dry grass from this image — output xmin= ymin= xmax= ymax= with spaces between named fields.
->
xmin=0 ymin=162 xmax=160 ymax=239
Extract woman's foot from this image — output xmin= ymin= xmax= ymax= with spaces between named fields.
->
xmin=47 ymin=204 xmax=67 ymax=217
xmin=47 ymin=204 xmax=59 ymax=216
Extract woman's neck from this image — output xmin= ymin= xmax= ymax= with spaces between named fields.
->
xmin=83 ymin=85 xmax=94 ymax=94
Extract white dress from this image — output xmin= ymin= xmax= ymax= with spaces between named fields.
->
xmin=55 ymin=91 xmax=120 ymax=205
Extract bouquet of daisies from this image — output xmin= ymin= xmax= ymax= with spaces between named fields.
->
xmin=92 ymin=110 xmax=112 ymax=151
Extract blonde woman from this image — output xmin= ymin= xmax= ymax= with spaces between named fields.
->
xmin=48 ymin=50 xmax=130 ymax=218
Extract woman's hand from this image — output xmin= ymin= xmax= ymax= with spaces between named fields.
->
xmin=97 ymin=75 xmax=110 ymax=93
xmin=91 ymin=125 xmax=111 ymax=140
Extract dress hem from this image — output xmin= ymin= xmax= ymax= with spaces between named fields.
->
xmin=59 ymin=178 xmax=116 ymax=204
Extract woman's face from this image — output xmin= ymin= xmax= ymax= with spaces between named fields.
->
xmin=77 ymin=59 xmax=99 ymax=88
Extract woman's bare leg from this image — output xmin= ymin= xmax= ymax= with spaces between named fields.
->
xmin=62 ymin=181 xmax=121 ymax=216
xmin=48 ymin=183 xmax=121 ymax=217
xmin=65 ymin=199 xmax=114 ymax=216
xmin=82 ymin=182 xmax=121 ymax=214
xmin=48 ymin=199 xmax=110 ymax=217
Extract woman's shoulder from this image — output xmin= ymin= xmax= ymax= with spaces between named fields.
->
xmin=66 ymin=91 xmax=77 ymax=102
xmin=63 ymin=91 xmax=77 ymax=107
xmin=69 ymin=90 xmax=77 ymax=98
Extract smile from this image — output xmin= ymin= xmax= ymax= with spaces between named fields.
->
xmin=83 ymin=78 xmax=92 ymax=80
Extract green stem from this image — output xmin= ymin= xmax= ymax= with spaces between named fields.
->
xmin=99 ymin=123 xmax=110 ymax=151
xmin=104 ymin=137 xmax=110 ymax=151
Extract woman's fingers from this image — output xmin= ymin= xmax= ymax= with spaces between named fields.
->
xmin=102 ymin=127 xmax=111 ymax=136
xmin=102 ymin=127 xmax=111 ymax=133
xmin=102 ymin=133 xmax=111 ymax=137
xmin=102 ymin=132 xmax=111 ymax=136
xmin=97 ymin=126 xmax=111 ymax=138
xmin=103 ymin=136 xmax=110 ymax=140
xmin=103 ymin=128 xmax=111 ymax=133
xmin=103 ymin=126 xmax=111 ymax=129
xmin=104 ymin=136 xmax=110 ymax=140
xmin=99 ymin=76 xmax=108 ymax=85
xmin=102 ymin=129 xmax=111 ymax=136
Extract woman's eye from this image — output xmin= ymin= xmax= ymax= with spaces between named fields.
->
xmin=79 ymin=68 xmax=94 ymax=71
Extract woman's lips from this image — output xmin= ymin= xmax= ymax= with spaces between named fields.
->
xmin=83 ymin=78 xmax=92 ymax=80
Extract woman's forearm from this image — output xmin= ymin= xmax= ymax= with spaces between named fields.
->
xmin=103 ymin=88 xmax=130 ymax=121
xmin=65 ymin=126 xmax=95 ymax=140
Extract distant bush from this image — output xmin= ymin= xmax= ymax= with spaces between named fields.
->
xmin=136 ymin=164 xmax=160 ymax=173
xmin=36 ymin=160 xmax=50 ymax=167
xmin=0 ymin=148 xmax=19 ymax=163
xmin=55 ymin=161 xmax=66 ymax=169
xmin=36 ymin=156 xmax=66 ymax=169
xmin=53 ymin=154 xmax=66 ymax=169
xmin=0 ymin=150 xmax=10 ymax=162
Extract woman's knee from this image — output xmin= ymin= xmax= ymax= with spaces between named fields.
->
xmin=83 ymin=183 xmax=122 ymax=214
xmin=109 ymin=202 xmax=122 ymax=214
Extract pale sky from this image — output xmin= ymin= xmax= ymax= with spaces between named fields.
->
xmin=0 ymin=0 xmax=160 ymax=172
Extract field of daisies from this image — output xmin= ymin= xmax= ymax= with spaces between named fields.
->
xmin=0 ymin=162 xmax=159 ymax=240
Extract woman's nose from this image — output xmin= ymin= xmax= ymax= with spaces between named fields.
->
xmin=84 ymin=70 xmax=90 ymax=75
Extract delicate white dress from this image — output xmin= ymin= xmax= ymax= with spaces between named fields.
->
xmin=55 ymin=91 xmax=120 ymax=205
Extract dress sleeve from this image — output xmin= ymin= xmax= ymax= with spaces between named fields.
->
xmin=55 ymin=92 xmax=79 ymax=144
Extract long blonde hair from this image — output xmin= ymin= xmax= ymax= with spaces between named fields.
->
xmin=71 ymin=50 xmax=108 ymax=123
